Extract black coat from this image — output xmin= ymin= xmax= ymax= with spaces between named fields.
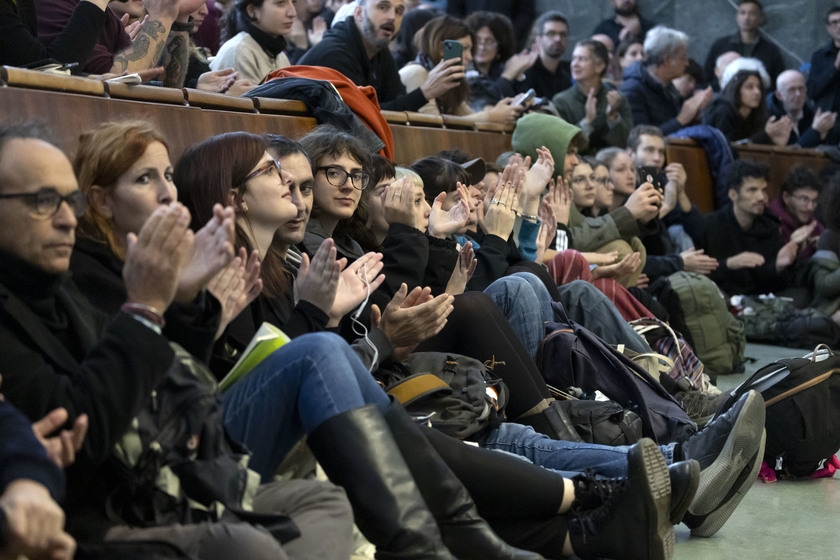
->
xmin=298 ymin=16 xmax=426 ymax=111
xmin=619 ymin=61 xmax=683 ymax=135
xmin=701 ymin=96 xmax=771 ymax=144
xmin=703 ymin=33 xmax=786 ymax=89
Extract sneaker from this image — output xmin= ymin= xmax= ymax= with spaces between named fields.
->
xmin=674 ymin=389 xmax=730 ymax=427
xmin=569 ymin=438 xmax=674 ymax=560
xmin=684 ymin=430 xmax=766 ymax=537
xmin=679 ymin=390 xmax=765 ymax=519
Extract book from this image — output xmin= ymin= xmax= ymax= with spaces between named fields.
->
xmin=219 ymin=322 xmax=290 ymax=392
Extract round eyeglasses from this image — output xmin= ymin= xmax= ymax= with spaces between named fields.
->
xmin=0 ymin=187 xmax=88 ymax=218
xmin=317 ymin=166 xmax=370 ymax=190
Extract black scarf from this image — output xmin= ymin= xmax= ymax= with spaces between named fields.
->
xmin=245 ymin=21 xmax=287 ymax=58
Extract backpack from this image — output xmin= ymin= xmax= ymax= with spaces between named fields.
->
xmin=720 ymin=344 xmax=840 ymax=477
xmin=382 ymin=352 xmax=509 ymax=441
xmin=102 ymin=344 xmax=299 ymax=542
xmin=736 ymin=295 xmax=840 ymax=348
xmin=519 ymin=395 xmax=644 ymax=447
xmin=663 ymin=271 xmax=745 ymax=377
xmin=537 ymin=302 xmax=697 ymax=444
xmin=629 ymin=317 xmax=711 ymax=393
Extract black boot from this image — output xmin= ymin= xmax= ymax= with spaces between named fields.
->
xmin=569 ymin=438 xmax=674 ymax=560
xmin=382 ymin=399 xmax=545 ymax=560
xmin=307 ymin=405 xmax=455 ymax=560
xmin=572 ymin=459 xmax=699 ymax=526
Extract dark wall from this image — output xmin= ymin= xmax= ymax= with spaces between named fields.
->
xmin=533 ymin=0 xmax=837 ymax=80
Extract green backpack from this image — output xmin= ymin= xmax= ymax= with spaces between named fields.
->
xmin=666 ymin=271 xmax=745 ymax=377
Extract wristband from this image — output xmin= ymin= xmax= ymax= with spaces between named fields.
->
xmin=171 ymin=16 xmax=194 ymax=32
xmin=121 ymin=302 xmax=166 ymax=328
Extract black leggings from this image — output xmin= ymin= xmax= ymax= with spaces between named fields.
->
xmin=417 ymin=291 xmax=551 ymax=419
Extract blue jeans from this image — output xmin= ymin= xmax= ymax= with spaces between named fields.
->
xmin=483 ymin=273 xmax=553 ymax=362
xmin=222 ymin=332 xmax=390 ymax=480
xmin=483 ymin=422 xmax=676 ymax=478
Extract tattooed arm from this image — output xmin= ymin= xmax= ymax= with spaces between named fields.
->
xmin=162 ymin=29 xmax=190 ymax=87
xmin=109 ymin=0 xmax=179 ymax=74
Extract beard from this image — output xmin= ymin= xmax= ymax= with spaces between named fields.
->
xmin=615 ymin=3 xmax=639 ymax=17
xmin=361 ymin=15 xmax=391 ymax=50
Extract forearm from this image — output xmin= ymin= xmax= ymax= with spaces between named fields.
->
xmin=110 ymin=17 xmax=173 ymax=74
xmin=162 ymin=29 xmax=190 ymax=88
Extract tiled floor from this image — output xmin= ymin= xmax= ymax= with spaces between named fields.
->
xmin=674 ymin=343 xmax=840 ymax=559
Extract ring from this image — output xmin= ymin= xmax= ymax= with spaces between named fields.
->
xmin=394 ymin=193 xmax=401 ymax=198
xmin=491 ymin=199 xmax=501 ymax=204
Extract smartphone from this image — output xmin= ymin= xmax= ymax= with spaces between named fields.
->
xmin=106 ymin=73 xmax=143 ymax=85
xmin=638 ymin=165 xmax=667 ymax=194
xmin=443 ymin=40 xmax=463 ymax=62
xmin=514 ymin=88 xmax=536 ymax=107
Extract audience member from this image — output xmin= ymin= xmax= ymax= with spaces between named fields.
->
xmin=616 ymin=36 xmax=644 ymax=76
xmin=769 ymin=166 xmax=824 ymax=263
xmin=587 ymin=158 xmax=614 ymax=217
xmin=768 ymin=70 xmax=838 ymax=147
xmin=193 ymin=0 xmax=224 ymax=53
xmin=809 ymin=176 xmax=840 ymax=325
xmin=808 ymin=6 xmax=840 ymax=121
xmin=681 ymin=159 xmax=797 ymax=296
xmin=711 ymin=50 xmax=741 ymax=91
xmin=718 ymin=55 xmax=769 ymax=91
xmin=703 ymin=0 xmax=785 ymax=89
xmin=702 ymin=68 xmax=791 ymax=145
xmin=672 ymin=58 xmax=705 ymax=102
xmin=445 ymin=0 xmax=535 ymax=51
xmin=620 ymin=26 xmax=713 ymax=135
xmin=211 ymin=0 xmax=296 ymax=83
xmin=299 ymin=0 xmax=462 ymax=111
xmin=391 ymin=6 xmax=441 ymax=68
xmin=464 ymin=11 xmax=537 ymax=111
xmin=592 ymin=0 xmax=653 ymax=47
xmin=398 ymin=15 xmax=524 ymax=123
xmin=552 ymin=39 xmax=633 ymax=152
xmin=596 ymin=146 xmax=635 ymax=210
xmin=37 ymin=0 xmax=196 ymax=81
xmin=0 ymin=0 xmax=110 ymax=68
xmin=518 ymin=11 xmax=572 ymax=99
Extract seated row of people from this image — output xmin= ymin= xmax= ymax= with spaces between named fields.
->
xmin=0 ymin=115 xmax=770 ymax=559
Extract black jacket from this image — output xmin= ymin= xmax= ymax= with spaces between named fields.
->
xmin=681 ymin=203 xmax=790 ymax=295
xmin=807 ymin=41 xmax=840 ymax=114
xmin=701 ymin=96 xmax=771 ymax=144
xmin=619 ymin=61 xmax=683 ymax=135
xmin=703 ymin=33 xmax=785 ymax=89
xmin=298 ymin=16 xmax=426 ymax=111
xmin=765 ymin=90 xmax=837 ymax=147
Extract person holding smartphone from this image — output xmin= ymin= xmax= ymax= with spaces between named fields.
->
xmin=399 ymin=15 xmax=526 ymax=125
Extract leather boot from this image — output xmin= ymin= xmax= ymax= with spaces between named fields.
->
xmin=569 ymin=438 xmax=674 ymax=560
xmin=383 ymin=399 xmax=545 ymax=560
xmin=307 ymin=405 xmax=455 ymax=560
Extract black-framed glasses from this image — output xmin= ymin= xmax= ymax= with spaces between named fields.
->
xmin=244 ymin=159 xmax=282 ymax=183
xmin=0 ymin=187 xmax=87 ymax=218
xmin=317 ymin=166 xmax=370 ymax=190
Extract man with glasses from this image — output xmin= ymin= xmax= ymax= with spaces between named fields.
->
xmin=767 ymin=69 xmax=838 ymax=148
xmin=517 ymin=11 xmax=571 ymax=99
xmin=808 ymin=6 xmax=840 ymax=134
xmin=768 ymin=166 xmax=824 ymax=264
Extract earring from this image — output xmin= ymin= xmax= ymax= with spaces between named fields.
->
xmin=241 ymin=200 xmax=248 ymax=212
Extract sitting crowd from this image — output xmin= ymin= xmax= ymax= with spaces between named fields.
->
xmin=2 ymin=0 xmax=840 ymax=559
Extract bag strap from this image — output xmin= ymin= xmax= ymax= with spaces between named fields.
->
xmin=387 ymin=373 xmax=451 ymax=406
xmin=765 ymin=367 xmax=840 ymax=407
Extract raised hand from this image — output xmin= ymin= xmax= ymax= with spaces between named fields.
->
xmin=445 ymin=241 xmax=477 ymax=295
xmin=545 ymin=176 xmax=572 ymax=226
xmin=207 ymin=247 xmax=263 ymax=341
xmin=625 ymin=182 xmax=662 ymax=223
xmin=535 ymin=197 xmax=557 ymax=263
xmin=523 ymin=146 xmax=555 ymax=199
xmin=296 ymin=238 xmax=340 ymax=314
xmin=765 ymin=115 xmax=793 ymax=146
xmin=606 ymin=89 xmax=622 ymax=120
xmin=308 ymin=16 xmax=327 ymax=45
xmin=790 ymin=222 xmax=818 ymax=245
xmin=329 ymin=252 xmax=386 ymax=325
xmin=482 ymin=163 xmax=521 ymax=239
xmin=584 ymin=88 xmax=597 ymax=126
xmin=123 ymin=203 xmax=194 ymax=313
xmin=422 ymin=57 xmax=464 ymax=100
xmin=371 ymin=284 xmax=455 ymax=350
xmin=382 ymin=175 xmax=415 ymax=228
xmin=428 ymin=183 xmax=471 ymax=238
xmin=176 ymin=203 xmax=235 ymax=304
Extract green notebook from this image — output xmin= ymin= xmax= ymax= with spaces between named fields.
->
xmin=219 ymin=322 xmax=290 ymax=393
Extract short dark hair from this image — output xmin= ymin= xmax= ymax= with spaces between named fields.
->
xmin=368 ymin=153 xmax=397 ymax=186
xmin=726 ymin=159 xmax=769 ymax=193
xmin=299 ymin=124 xmax=371 ymax=172
xmin=819 ymin=173 xmax=840 ymax=230
xmin=739 ymin=0 xmax=763 ymax=11
xmin=781 ymin=166 xmax=821 ymax=196
xmin=627 ymin=125 xmax=665 ymax=151
xmin=265 ymin=134 xmax=308 ymax=162
xmin=410 ymin=156 xmax=470 ymax=203
xmin=534 ymin=10 xmax=568 ymax=36
xmin=0 ymin=120 xmax=54 ymax=170
xmin=828 ymin=6 xmax=840 ymax=22
xmin=436 ymin=149 xmax=474 ymax=164
xmin=576 ymin=39 xmax=609 ymax=76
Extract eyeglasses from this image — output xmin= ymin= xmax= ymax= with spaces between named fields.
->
xmin=792 ymin=194 xmax=818 ymax=207
xmin=0 ymin=187 xmax=87 ymax=218
xmin=827 ymin=18 xmax=840 ymax=26
xmin=243 ymin=159 xmax=282 ymax=183
xmin=476 ymin=38 xmax=498 ymax=48
xmin=317 ymin=166 xmax=370 ymax=190
xmin=542 ymin=31 xmax=568 ymax=40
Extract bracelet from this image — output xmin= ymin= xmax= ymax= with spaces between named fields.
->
xmin=171 ymin=16 xmax=194 ymax=32
xmin=121 ymin=302 xmax=166 ymax=328
xmin=514 ymin=209 xmax=539 ymax=222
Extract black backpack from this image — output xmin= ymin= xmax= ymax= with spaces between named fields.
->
xmin=382 ymin=352 xmax=509 ymax=441
xmin=537 ymin=302 xmax=697 ymax=444
xmin=720 ymin=344 xmax=840 ymax=477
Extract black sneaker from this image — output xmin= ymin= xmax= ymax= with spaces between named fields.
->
xmin=679 ymin=390 xmax=765 ymax=519
xmin=569 ymin=438 xmax=674 ymax=560
xmin=683 ymin=430 xmax=765 ymax=537
xmin=674 ymin=389 xmax=729 ymax=427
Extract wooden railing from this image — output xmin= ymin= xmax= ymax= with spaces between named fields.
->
xmin=1 ymin=66 xmax=833 ymax=213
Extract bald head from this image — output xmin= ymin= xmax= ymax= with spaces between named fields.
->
xmin=775 ymin=70 xmax=807 ymax=114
